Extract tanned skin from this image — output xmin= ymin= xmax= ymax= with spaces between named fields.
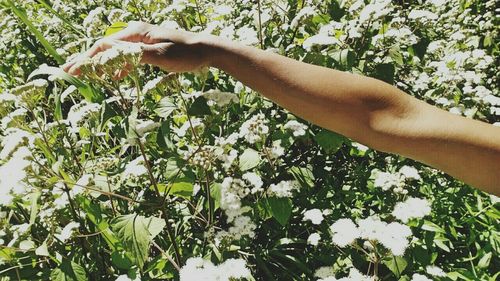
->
xmin=63 ymin=21 xmax=500 ymax=195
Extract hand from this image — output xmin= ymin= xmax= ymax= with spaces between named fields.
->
xmin=62 ymin=21 xmax=212 ymax=76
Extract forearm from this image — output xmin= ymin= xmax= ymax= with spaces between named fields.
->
xmin=203 ymin=37 xmax=500 ymax=194
xmin=205 ymin=37 xmax=405 ymax=144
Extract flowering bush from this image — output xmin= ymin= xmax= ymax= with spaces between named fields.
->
xmin=0 ymin=0 xmax=498 ymax=280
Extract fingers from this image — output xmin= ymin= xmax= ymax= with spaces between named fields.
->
xmin=62 ymin=21 xmax=152 ymax=75
xmin=140 ymin=42 xmax=174 ymax=66
xmin=63 ymin=39 xmax=115 ymax=75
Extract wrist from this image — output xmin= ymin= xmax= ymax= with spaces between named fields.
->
xmin=195 ymin=34 xmax=234 ymax=70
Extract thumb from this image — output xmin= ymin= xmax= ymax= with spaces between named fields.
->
xmin=140 ymin=42 xmax=174 ymax=66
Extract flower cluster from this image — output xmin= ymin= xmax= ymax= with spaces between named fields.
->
xmin=179 ymin=257 xmax=252 ymax=281
xmin=0 ymin=0 xmax=497 ymax=280
xmin=330 ymin=216 xmax=413 ymax=256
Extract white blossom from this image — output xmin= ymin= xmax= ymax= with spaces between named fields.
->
xmin=392 ymin=197 xmax=432 ymax=223
xmin=239 ymin=113 xmax=269 ymax=144
xmin=426 ymin=265 xmax=447 ymax=277
xmin=411 ymin=274 xmax=432 ymax=281
xmin=303 ymin=209 xmax=324 ymax=225
xmin=267 ymin=180 xmax=298 ymax=198
xmin=307 ymin=233 xmax=321 ymax=246
xmin=180 ymin=257 xmax=251 ymax=281
xmin=283 ymin=120 xmax=308 ymax=136
xmin=330 ymin=218 xmax=360 ymax=247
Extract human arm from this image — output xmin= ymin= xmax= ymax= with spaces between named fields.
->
xmin=62 ymin=22 xmax=500 ymax=195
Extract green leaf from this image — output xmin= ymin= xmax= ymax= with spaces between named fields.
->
xmin=256 ymin=198 xmax=273 ymax=220
xmin=288 ymin=166 xmax=315 ymax=188
xmin=111 ymin=251 xmax=133 ymax=270
xmin=373 ymin=63 xmax=395 ymax=84
xmin=477 ymin=252 xmax=492 ymax=268
xmin=100 ymin=101 xmax=119 ymax=129
xmin=314 ymin=129 xmax=344 ymax=154
xmin=382 ymin=256 xmax=407 ymax=277
xmin=330 ymin=49 xmax=355 ymax=70
xmin=105 ymin=22 xmax=128 ymax=37
xmin=434 ymin=238 xmax=450 ymax=252
xmin=162 ymin=157 xmax=182 ymax=180
xmin=28 ymin=65 xmax=103 ymax=102
xmin=111 ymin=214 xmax=166 ymax=269
xmin=328 ymin=0 xmax=345 ymax=21
xmin=156 ymin=122 xmax=175 ymax=151
xmin=210 ymin=183 xmax=221 ymax=210
xmin=268 ymin=197 xmax=293 ymax=226
xmin=239 ymin=148 xmax=261 ymax=171
xmin=421 ymin=220 xmax=446 ymax=233
xmin=389 ymin=47 xmax=404 ymax=66
xmin=154 ymin=97 xmax=177 ymax=118
xmin=29 ymin=190 xmax=40 ymax=225
xmin=54 ymin=92 xmax=63 ymax=121
xmin=35 ymin=240 xmax=49 ymax=257
xmin=163 ymin=179 xmax=194 ymax=199
xmin=78 ymin=197 xmax=119 ymax=250
xmin=6 ymin=0 xmax=64 ymax=64
xmin=37 ymin=0 xmax=83 ymax=35
xmin=50 ymin=259 xmax=87 ymax=281
xmin=187 ymin=96 xmax=211 ymax=116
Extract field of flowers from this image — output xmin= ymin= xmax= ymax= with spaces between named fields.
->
xmin=0 ymin=0 xmax=498 ymax=280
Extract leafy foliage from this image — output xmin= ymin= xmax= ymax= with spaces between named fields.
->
xmin=0 ymin=0 xmax=498 ymax=280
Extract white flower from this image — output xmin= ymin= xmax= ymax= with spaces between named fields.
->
xmin=378 ymin=222 xmax=412 ymax=256
xmin=242 ymin=172 xmax=263 ymax=194
xmin=269 ymin=140 xmax=285 ymax=159
xmin=180 ymin=257 xmax=251 ymax=281
xmin=236 ymin=26 xmax=259 ymax=45
xmin=239 ymin=113 xmax=269 ymax=144
xmin=408 ymin=10 xmax=438 ymax=22
xmin=426 ymin=265 xmax=447 ymax=277
xmin=399 ymin=165 xmax=421 ymax=180
xmin=303 ymin=209 xmax=324 ymax=225
xmin=392 ymin=197 xmax=432 ymax=223
xmin=0 ymin=93 xmax=17 ymax=103
xmin=411 ymin=273 xmax=432 ymax=281
xmin=180 ymin=257 xmax=217 ymax=281
xmin=202 ymin=89 xmax=239 ymax=106
xmin=0 ymin=147 xmax=32 ymax=206
xmin=330 ymin=218 xmax=360 ymax=247
xmin=358 ymin=216 xmax=386 ymax=241
xmin=307 ymin=233 xmax=321 ymax=246
xmin=358 ymin=216 xmax=412 ymax=256
xmin=283 ymin=120 xmax=308 ymax=136
xmin=359 ymin=0 xmax=392 ymax=24
xmin=228 ymin=215 xmax=256 ymax=239
xmin=372 ymin=170 xmax=404 ymax=191
xmin=267 ymin=180 xmax=298 ymax=198
xmin=0 ymin=128 xmax=36 ymax=160
xmin=314 ymin=266 xmax=335 ymax=279
xmin=217 ymin=258 xmax=252 ymax=280
xmin=67 ymin=101 xmax=101 ymax=128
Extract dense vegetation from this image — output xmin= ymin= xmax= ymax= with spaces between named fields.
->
xmin=0 ymin=0 xmax=498 ymax=280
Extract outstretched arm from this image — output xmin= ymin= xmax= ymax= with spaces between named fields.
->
xmin=63 ymin=22 xmax=500 ymax=195
xmin=206 ymin=38 xmax=500 ymax=195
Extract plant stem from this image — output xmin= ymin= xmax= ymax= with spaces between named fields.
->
xmin=257 ymin=0 xmax=264 ymax=49
xmin=137 ymin=138 xmax=183 ymax=266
